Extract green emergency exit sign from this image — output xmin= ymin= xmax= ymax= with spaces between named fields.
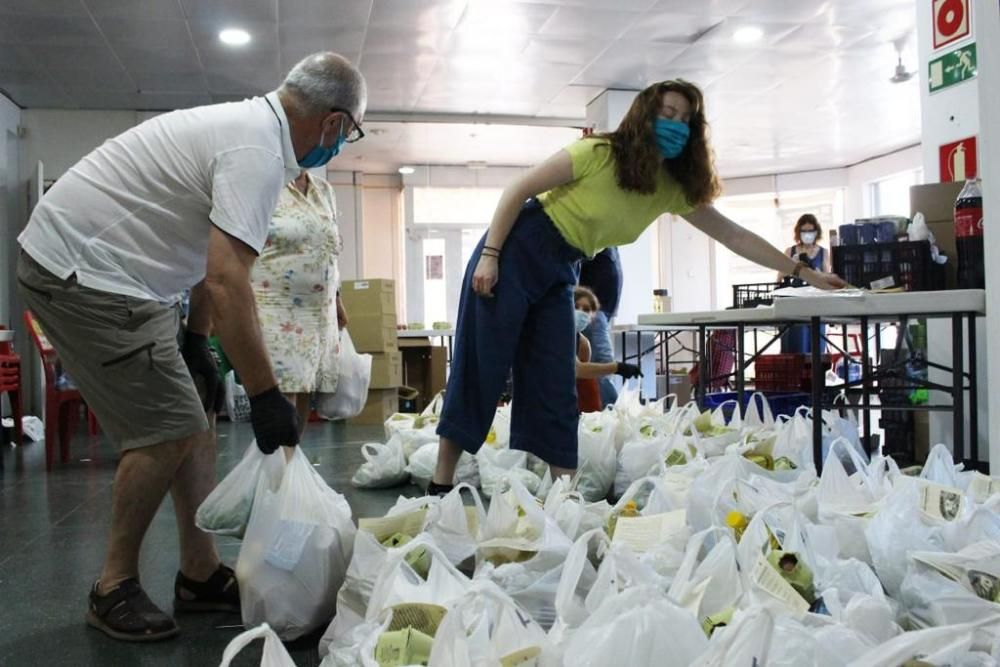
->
xmin=929 ymin=42 xmax=977 ymax=93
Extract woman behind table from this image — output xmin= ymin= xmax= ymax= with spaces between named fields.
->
xmin=778 ymin=214 xmax=832 ymax=353
xmin=427 ymin=80 xmax=845 ymax=495
xmin=251 ymin=170 xmax=349 ymax=434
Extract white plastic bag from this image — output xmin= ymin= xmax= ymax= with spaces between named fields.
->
xmin=562 ymin=586 xmax=708 ymax=667
xmin=427 ymin=579 xmax=552 ymax=667
xmin=817 ymin=437 xmax=881 ymax=563
xmin=476 ymin=446 xmax=539 ymax=498
xmin=475 ymin=477 xmax=572 ymax=628
xmin=406 ymin=441 xmax=480 ymax=489
xmin=423 ymin=483 xmax=487 ymax=567
xmin=197 ymin=439 xmax=277 ymax=538
xmin=351 ymin=434 xmax=409 ymax=489
xmin=317 ymin=331 xmax=372 ymax=420
xmin=865 ymin=477 xmax=948 ymax=597
xmin=237 ymin=447 xmax=356 ymax=640
xmin=219 ymin=623 xmax=296 ymax=667
xmin=365 ymin=535 xmax=470 ymax=625
xmin=921 ymin=442 xmax=964 ymax=488
xmin=224 ymin=370 xmax=252 ymax=422
xmin=691 ymin=605 xmax=775 ymax=667
xmin=575 ymin=412 xmax=618 ymax=501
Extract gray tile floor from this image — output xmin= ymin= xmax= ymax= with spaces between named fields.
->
xmin=0 ymin=419 xmax=424 ymax=666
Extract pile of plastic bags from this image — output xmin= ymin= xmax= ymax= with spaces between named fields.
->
xmin=197 ymin=443 xmax=356 ymax=641
xmin=220 ymin=388 xmax=1000 ymax=666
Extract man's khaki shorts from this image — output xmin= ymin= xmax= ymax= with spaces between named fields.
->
xmin=17 ymin=250 xmax=208 ymax=450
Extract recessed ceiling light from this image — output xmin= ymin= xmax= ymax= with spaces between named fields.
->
xmin=398 ymin=166 xmax=415 ymax=174
xmin=733 ymin=26 xmax=764 ymax=44
xmin=219 ymin=28 xmax=251 ymax=46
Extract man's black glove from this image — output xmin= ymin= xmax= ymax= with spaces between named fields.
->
xmin=249 ymin=386 xmax=300 ymax=454
xmin=616 ymin=362 xmax=642 ymax=380
xmin=181 ymin=332 xmax=224 ymax=414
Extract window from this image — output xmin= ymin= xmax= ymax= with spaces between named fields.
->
xmin=413 ymin=187 xmax=503 ymax=225
xmin=713 ymin=189 xmax=845 ymax=307
xmin=868 ymin=169 xmax=923 ymax=217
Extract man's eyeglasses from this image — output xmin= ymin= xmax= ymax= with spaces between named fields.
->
xmin=331 ymin=107 xmax=364 ymax=143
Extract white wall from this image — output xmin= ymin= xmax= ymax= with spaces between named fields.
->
xmin=1 ymin=94 xmax=21 ymax=330
xmin=976 ymin=0 xmax=1000 ymax=466
xmin=844 ymin=145 xmax=923 ymax=221
xmin=915 ymin=0 xmax=991 ymax=465
xmin=19 ymin=109 xmax=140 ymax=183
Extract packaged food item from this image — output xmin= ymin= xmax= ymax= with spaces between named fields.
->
xmin=773 ymin=456 xmax=797 ymax=471
xmin=382 ymin=533 xmax=431 ymax=580
xmin=374 ymin=627 xmax=434 ymax=667
xmin=726 ymin=510 xmax=749 ymax=542
xmin=744 ymin=453 xmax=773 ymax=470
xmin=766 ymin=551 xmax=816 ymax=604
xmin=665 ymin=449 xmax=688 ymax=467
xmin=606 ymin=500 xmax=640 ymax=539
xmin=700 ymin=607 xmax=734 ymax=637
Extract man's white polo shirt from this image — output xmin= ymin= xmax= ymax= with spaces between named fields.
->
xmin=18 ymin=91 xmax=300 ymax=303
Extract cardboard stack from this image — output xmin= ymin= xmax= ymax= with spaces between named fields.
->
xmin=910 ymin=181 xmax=963 ymax=289
xmin=340 ymin=279 xmax=400 ymax=424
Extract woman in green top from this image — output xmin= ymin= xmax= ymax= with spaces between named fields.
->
xmin=427 ymin=80 xmax=846 ymax=494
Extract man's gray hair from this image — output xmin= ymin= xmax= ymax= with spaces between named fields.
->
xmin=280 ymin=52 xmax=367 ymax=118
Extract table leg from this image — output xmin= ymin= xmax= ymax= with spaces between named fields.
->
xmin=811 ymin=317 xmax=823 ymax=471
xmin=736 ymin=323 xmax=745 ymax=408
xmin=968 ymin=313 xmax=979 ymax=466
xmin=952 ymin=315 xmax=966 ymax=462
xmin=698 ymin=325 xmax=707 ymax=409
xmin=860 ymin=316 xmax=872 ymax=455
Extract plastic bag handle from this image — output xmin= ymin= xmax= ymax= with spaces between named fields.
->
xmin=668 ymin=526 xmax=733 ymax=601
xmin=360 ymin=442 xmax=385 ymax=463
xmin=826 ymin=436 xmax=877 ymax=494
xmin=366 ymin=534 xmax=468 ymax=622
xmin=219 ymin=624 xmax=287 ymax=667
xmin=554 ymin=528 xmax=610 ymax=625
xmin=745 ymin=391 xmax=775 ymax=426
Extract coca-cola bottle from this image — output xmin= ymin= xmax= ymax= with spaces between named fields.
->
xmin=955 ymin=178 xmax=984 ymax=289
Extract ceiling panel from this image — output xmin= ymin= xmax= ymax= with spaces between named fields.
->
xmin=97 ymin=18 xmax=196 ymax=50
xmin=0 ymin=0 xmax=88 ymax=16
xmin=0 ymin=14 xmax=105 ymax=47
xmin=84 ymin=0 xmax=186 ymax=19
xmin=368 ymin=0 xmax=466 ymax=31
xmin=621 ymin=12 xmax=724 ymax=43
xmin=538 ymin=7 xmax=643 ymax=40
xmin=180 ymin=0 xmax=278 ymax=23
xmin=278 ymin=0 xmax=372 ymax=27
xmin=0 ymin=0 xmax=923 ymax=178
xmin=131 ymin=69 xmax=209 ymax=94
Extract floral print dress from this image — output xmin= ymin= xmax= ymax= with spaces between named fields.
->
xmin=252 ymin=174 xmax=342 ymax=394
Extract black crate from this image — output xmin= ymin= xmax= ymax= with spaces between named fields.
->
xmin=833 ymin=240 xmax=944 ymax=291
xmin=732 ymin=282 xmax=783 ymax=309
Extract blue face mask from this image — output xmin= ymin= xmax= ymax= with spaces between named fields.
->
xmin=297 ymin=126 xmax=346 ymax=169
xmin=575 ymin=310 xmax=592 ymax=334
xmin=655 ymin=118 xmax=690 ymax=159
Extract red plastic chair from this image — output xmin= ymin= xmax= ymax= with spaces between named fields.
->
xmin=23 ymin=310 xmax=99 ymax=469
xmin=0 ymin=326 xmax=23 ymax=449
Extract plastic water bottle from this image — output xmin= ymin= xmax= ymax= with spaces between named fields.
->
xmin=955 ymin=178 xmax=984 ymax=289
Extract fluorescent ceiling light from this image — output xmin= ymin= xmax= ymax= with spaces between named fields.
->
xmin=219 ymin=28 xmax=251 ymax=46
xmin=398 ymin=166 xmax=415 ymax=174
xmin=733 ymin=26 xmax=764 ymax=44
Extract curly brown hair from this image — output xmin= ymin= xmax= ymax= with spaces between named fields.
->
xmin=596 ymin=79 xmax=721 ymax=207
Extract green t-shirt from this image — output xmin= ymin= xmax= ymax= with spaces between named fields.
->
xmin=537 ymin=137 xmax=695 ymax=258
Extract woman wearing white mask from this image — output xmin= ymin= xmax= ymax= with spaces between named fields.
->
xmin=779 ymin=214 xmax=832 ymax=352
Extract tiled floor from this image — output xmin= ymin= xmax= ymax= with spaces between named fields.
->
xmin=0 ymin=419 xmax=424 ymax=666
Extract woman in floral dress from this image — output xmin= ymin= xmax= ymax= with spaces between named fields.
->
xmin=252 ymin=170 xmax=348 ymax=434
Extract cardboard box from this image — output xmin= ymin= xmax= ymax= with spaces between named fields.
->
xmin=910 ymin=181 xmax=964 ymax=289
xmin=370 ymin=350 xmax=402 ymax=389
xmin=349 ymin=312 xmax=398 ymax=353
xmin=340 ymin=279 xmax=396 ymax=316
xmin=349 ymin=388 xmax=399 ymax=425
xmin=400 ymin=339 xmax=448 ymax=412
